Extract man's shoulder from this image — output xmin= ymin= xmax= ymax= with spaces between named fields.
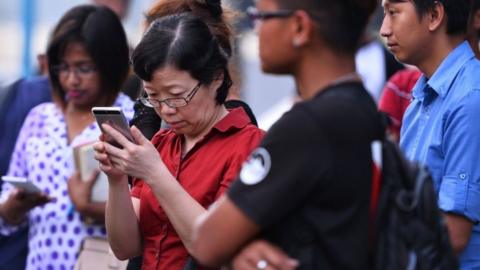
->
xmin=269 ymin=83 xmax=380 ymax=143
xmin=308 ymin=82 xmax=373 ymax=108
xmin=304 ymin=82 xmax=378 ymax=127
xmin=446 ymin=59 xmax=480 ymax=104
xmin=15 ymin=76 xmax=51 ymax=97
xmin=6 ymin=77 xmax=51 ymax=114
xmin=459 ymin=58 xmax=480 ymax=88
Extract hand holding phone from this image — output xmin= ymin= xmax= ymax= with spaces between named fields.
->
xmin=92 ymin=107 xmax=134 ymax=147
xmin=1 ymin=176 xmax=53 ymax=224
xmin=2 ymin=176 xmax=42 ymax=194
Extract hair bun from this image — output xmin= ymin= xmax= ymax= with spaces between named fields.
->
xmin=193 ymin=0 xmax=222 ymax=18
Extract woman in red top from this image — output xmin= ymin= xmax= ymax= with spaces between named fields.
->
xmin=93 ymin=1 xmax=264 ymax=269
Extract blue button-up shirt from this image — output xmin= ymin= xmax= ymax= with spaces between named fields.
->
xmin=400 ymin=41 xmax=480 ymax=269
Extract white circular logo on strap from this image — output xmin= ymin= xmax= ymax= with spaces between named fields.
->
xmin=240 ymin=147 xmax=271 ymax=185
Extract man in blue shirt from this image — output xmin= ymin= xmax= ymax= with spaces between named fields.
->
xmin=0 ymin=75 xmax=51 ymax=270
xmin=381 ymin=0 xmax=480 ymax=268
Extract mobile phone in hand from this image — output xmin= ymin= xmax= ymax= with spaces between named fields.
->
xmin=92 ymin=107 xmax=134 ymax=147
xmin=1 ymin=176 xmax=42 ymax=194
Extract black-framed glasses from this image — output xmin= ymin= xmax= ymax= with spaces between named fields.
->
xmin=139 ymin=82 xmax=202 ymax=108
xmin=51 ymin=63 xmax=97 ymax=78
xmin=246 ymin=6 xmax=324 ymax=28
xmin=246 ymin=6 xmax=294 ymax=26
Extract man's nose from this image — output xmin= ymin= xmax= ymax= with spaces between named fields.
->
xmin=379 ymin=16 xmax=392 ymax=38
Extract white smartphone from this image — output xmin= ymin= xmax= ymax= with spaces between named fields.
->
xmin=92 ymin=107 xmax=134 ymax=147
xmin=1 ymin=176 xmax=42 ymax=194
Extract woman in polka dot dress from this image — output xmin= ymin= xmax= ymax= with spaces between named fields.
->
xmin=0 ymin=5 xmax=133 ymax=270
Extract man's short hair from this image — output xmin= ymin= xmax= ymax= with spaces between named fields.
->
xmin=388 ymin=0 xmax=470 ymax=35
xmin=276 ymin=0 xmax=378 ymax=55
xmin=474 ymin=0 xmax=480 ymax=10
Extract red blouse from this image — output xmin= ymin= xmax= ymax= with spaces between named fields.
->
xmin=131 ymin=108 xmax=264 ymax=270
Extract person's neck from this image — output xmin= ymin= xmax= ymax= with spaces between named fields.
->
xmin=417 ymin=35 xmax=465 ymax=78
xmin=183 ymin=105 xmax=228 ymax=153
xmin=293 ymin=48 xmax=357 ymax=100
xmin=65 ymin=102 xmax=93 ymax=115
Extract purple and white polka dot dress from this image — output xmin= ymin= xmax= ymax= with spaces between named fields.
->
xmin=0 ymin=94 xmax=133 ymax=270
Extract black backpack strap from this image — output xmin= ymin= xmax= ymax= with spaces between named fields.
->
xmin=377 ymin=111 xmax=391 ymax=140
xmin=368 ymin=111 xmax=393 ymax=263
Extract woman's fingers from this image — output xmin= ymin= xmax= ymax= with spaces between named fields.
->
xmin=131 ymin=125 xmax=148 ymax=145
xmin=102 ymin=123 xmax=133 ymax=149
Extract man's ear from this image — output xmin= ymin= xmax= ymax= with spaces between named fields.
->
xmin=290 ymin=10 xmax=315 ymax=48
xmin=473 ymin=10 xmax=480 ymax=32
xmin=427 ymin=1 xmax=446 ymax=32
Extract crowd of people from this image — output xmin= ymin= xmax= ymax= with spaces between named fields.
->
xmin=0 ymin=0 xmax=479 ymax=269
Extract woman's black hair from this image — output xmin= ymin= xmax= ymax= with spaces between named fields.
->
xmin=132 ymin=11 xmax=232 ymax=104
xmin=145 ymin=0 xmax=235 ymax=58
xmin=46 ymin=5 xmax=130 ymax=107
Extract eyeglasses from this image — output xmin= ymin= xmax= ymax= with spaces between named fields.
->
xmin=139 ymin=82 xmax=202 ymax=108
xmin=246 ymin=6 xmax=324 ymax=28
xmin=52 ymin=63 xmax=97 ymax=79
xmin=246 ymin=6 xmax=294 ymax=26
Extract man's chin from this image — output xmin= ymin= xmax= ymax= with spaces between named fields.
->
xmin=391 ymin=53 xmax=411 ymax=66
xmin=260 ymin=63 xmax=291 ymax=75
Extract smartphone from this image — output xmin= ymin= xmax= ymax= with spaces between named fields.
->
xmin=92 ymin=107 xmax=134 ymax=147
xmin=1 ymin=176 xmax=42 ymax=194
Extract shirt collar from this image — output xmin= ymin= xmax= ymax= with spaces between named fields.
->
xmin=412 ymin=41 xmax=475 ymax=100
xmin=213 ymin=107 xmax=252 ymax=133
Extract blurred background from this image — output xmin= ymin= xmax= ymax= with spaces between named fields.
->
xmin=0 ymin=0 xmax=151 ymax=84
xmin=0 ymin=0 xmax=385 ymax=128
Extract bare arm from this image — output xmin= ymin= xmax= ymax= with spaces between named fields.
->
xmin=146 ymin=167 xmax=207 ymax=254
xmin=105 ymin=176 xmax=142 ymax=260
xmin=67 ymin=171 xmax=105 ymax=223
xmin=192 ymin=196 xmax=261 ymax=267
xmin=439 ymin=90 xmax=480 ymax=255
xmin=77 ymin=202 xmax=106 ymax=223
xmin=94 ymin=137 xmax=142 ymax=260
xmin=444 ymin=213 xmax=473 ymax=254
xmin=98 ymin=124 xmax=207 ymax=254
